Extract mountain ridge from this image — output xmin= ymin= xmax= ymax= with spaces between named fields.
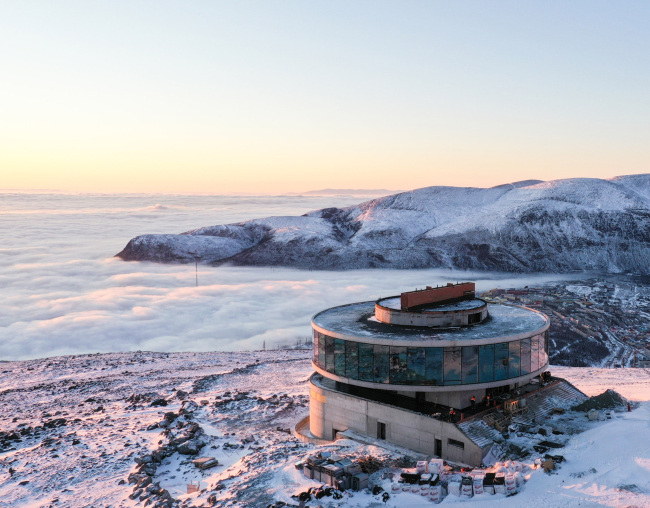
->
xmin=116 ymin=175 xmax=650 ymax=273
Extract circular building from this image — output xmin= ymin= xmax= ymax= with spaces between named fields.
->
xmin=307 ymin=282 xmax=550 ymax=466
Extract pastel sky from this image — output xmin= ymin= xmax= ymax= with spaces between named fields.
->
xmin=1 ymin=1 xmax=648 ymax=194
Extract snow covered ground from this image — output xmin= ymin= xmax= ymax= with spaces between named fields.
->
xmin=2 ymin=351 xmax=650 ymax=507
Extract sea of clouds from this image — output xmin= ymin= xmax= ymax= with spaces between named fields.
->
xmin=0 ymin=192 xmax=585 ymax=361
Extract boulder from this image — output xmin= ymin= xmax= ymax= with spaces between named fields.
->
xmin=129 ymin=488 xmax=143 ymax=500
xmin=137 ymin=476 xmax=153 ymax=489
xmin=177 ymin=438 xmax=205 ymax=455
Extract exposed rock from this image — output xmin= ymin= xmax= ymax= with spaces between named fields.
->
xmin=129 ymin=488 xmax=143 ymax=500
xmin=177 ymin=438 xmax=205 ymax=455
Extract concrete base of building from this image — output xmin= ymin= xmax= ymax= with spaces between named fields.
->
xmin=309 ymin=374 xmax=490 ymax=466
xmin=294 ymin=415 xmax=334 ymax=446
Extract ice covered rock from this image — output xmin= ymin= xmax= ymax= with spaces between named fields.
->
xmin=177 ymin=438 xmax=205 ymax=455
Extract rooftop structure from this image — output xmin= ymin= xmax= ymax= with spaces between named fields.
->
xmin=303 ymin=283 xmax=557 ymax=466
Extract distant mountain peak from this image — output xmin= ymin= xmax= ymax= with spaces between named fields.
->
xmin=491 ymin=179 xmax=545 ymax=190
xmin=116 ymin=174 xmax=650 ymax=274
xmin=290 ymin=188 xmax=404 ymax=196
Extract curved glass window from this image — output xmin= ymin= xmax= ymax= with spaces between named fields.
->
xmin=425 ymin=348 xmax=443 ymax=385
xmin=374 ymin=345 xmax=390 ymax=383
xmin=313 ymin=330 xmax=319 ymax=364
xmin=345 ymin=340 xmax=358 ymax=379
xmin=443 ymin=347 xmax=461 ymax=385
xmin=520 ymin=338 xmax=531 ymax=375
xmin=407 ymin=348 xmax=426 ymax=384
xmin=358 ymin=343 xmax=374 ymax=382
xmin=494 ymin=342 xmax=509 ymax=381
xmin=539 ymin=331 xmax=549 ymax=367
xmin=325 ymin=336 xmax=334 ymax=373
xmin=334 ymin=339 xmax=346 ymax=376
xmin=509 ymin=341 xmax=521 ymax=378
xmin=312 ymin=329 xmax=549 ymax=386
xmin=478 ymin=344 xmax=494 ymax=383
xmin=390 ymin=347 xmax=407 ymax=385
xmin=530 ymin=336 xmax=540 ymax=372
xmin=461 ymin=346 xmax=478 ymax=385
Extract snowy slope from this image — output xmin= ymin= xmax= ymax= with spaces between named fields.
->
xmin=3 ymin=353 xmax=650 ymax=507
xmin=116 ymin=175 xmax=650 ymax=273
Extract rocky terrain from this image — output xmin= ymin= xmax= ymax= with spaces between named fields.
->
xmin=116 ymin=175 xmax=650 ymax=273
xmin=3 ymin=352 xmax=650 ymax=507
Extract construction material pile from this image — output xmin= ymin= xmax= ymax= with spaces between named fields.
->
xmin=295 ymin=449 xmax=555 ymax=504
xmin=297 ymin=451 xmax=369 ymax=493
xmin=572 ymin=389 xmax=628 ymax=412
xmin=390 ymin=458 xmax=537 ymax=502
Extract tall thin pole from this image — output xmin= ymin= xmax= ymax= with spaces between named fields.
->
xmin=195 ymin=259 xmax=198 ymax=287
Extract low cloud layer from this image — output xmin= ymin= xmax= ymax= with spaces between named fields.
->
xmin=0 ymin=193 xmax=583 ymax=361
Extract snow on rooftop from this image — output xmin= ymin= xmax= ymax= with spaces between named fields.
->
xmin=313 ymin=302 xmax=548 ymax=342
xmin=378 ymin=296 xmax=485 ymax=312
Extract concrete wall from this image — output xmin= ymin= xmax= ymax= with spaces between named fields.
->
xmin=375 ymin=302 xmax=488 ymax=328
xmin=310 ymin=378 xmax=485 ymax=467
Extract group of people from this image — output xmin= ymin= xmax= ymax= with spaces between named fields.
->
xmin=447 ymin=393 xmax=494 ymax=422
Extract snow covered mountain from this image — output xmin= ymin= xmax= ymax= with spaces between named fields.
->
xmin=116 ymin=175 xmax=650 ymax=273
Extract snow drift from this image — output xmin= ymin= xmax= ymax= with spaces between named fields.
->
xmin=116 ymin=175 xmax=650 ymax=273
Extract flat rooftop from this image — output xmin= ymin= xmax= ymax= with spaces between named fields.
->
xmin=378 ymin=296 xmax=485 ymax=312
xmin=313 ymin=302 xmax=548 ymax=343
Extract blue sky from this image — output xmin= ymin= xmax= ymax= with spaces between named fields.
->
xmin=1 ymin=1 xmax=648 ymax=192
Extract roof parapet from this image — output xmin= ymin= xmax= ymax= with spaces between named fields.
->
xmin=400 ymin=282 xmax=476 ymax=311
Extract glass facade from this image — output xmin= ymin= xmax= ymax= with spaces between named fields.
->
xmin=508 ymin=341 xmax=520 ymax=378
xmin=443 ymin=347 xmax=462 ymax=385
xmin=390 ymin=347 xmax=407 ymax=385
xmin=494 ymin=342 xmax=509 ymax=382
xmin=478 ymin=344 xmax=494 ymax=383
xmin=374 ymin=345 xmax=390 ymax=383
xmin=461 ymin=346 xmax=478 ymax=385
xmin=334 ymin=339 xmax=346 ymax=377
xmin=358 ymin=343 xmax=374 ymax=382
xmin=520 ymin=338 xmax=531 ymax=376
xmin=313 ymin=330 xmax=549 ymax=386
xmin=424 ymin=347 xmax=443 ymax=385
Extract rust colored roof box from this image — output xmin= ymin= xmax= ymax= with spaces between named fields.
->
xmin=400 ymin=282 xmax=476 ymax=311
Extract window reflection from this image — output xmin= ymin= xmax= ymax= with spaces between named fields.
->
xmin=312 ymin=330 xmax=548 ymax=385
xmin=540 ymin=331 xmax=549 ymax=367
xmin=494 ymin=342 xmax=509 ymax=381
xmin=478 ymin=344 xmax=494 ymax=383
xmin=509 ymin=341 xmax=521 ymax=378
xmin=443 ymin=347 xmax=462 ymax=385
xmin=345 ymin=341 xmax=358 ymax=379
xmin=318 ymin=333 xmax=325 ymax=369
xmin=374 ymin=345 xmax=390 ymax=383
xmin=407 ymin=348 xmax=426 ymax=384
xmin=461 ymin=346 xmax=478 ymax=384
xmin=325 ymin=335 xmax=335 ymax=373
xmin=390 ymin=347 xmax=407 ymax=385
xmin=358 ymin=343 xmax=374 ymax=382
xmin=334 ymin=338 xmax=346 ymax=376
xmin=425 ymin=348 xmax=443 ymax=385
xmin=530 ymin=336 xmax=540 ymax=372
xmin=520 ymin=338 xmax=531 ymax=375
